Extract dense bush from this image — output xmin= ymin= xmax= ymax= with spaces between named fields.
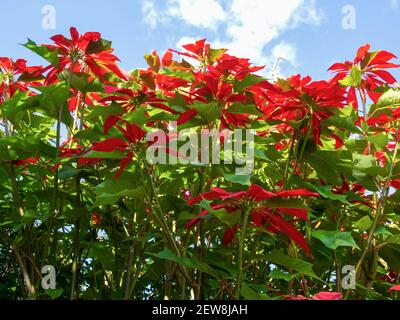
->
xmin=0 ymin=28 xmax=400 ymax=300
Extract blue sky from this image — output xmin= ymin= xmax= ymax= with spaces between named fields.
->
xmin=1 ymin=0 xmax=399 ymax=80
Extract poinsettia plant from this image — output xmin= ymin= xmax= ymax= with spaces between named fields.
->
xmin=0 ymin=28 xmax=400 ymax=301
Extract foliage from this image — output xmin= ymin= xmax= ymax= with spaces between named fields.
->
xmin=0 ymin=29 xmax=400 ymax=300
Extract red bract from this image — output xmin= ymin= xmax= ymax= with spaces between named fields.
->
xmin=0 ymin=57 xmax=43 ymax=98
xmin=203 ymin=53 xmax=264 ymax=83
xmin=312 ymin=291 xmax=342 ymax=300
xmin=78 ymin=121 xmax=146 ymax=178
xmin=187 ymin=184 xmax=318 ymax=256
xmin=169 ymin=39 xmax=212 ymax=62
xmin=388 ymin=285 xmax=400 ymax=292
xmin=12 ymin=156 xmax=40 ymax=167
xmin=286 ymin=291 xmax=342 ymax=300
xmin=90 ymin=212 xmax=102 ymax=226
xmin=43 ymin=27 xmax=127 ymax=84
xmin=261 ymin=75 xmax=347 ymax=146
xmin=329 ymin=44 xmax=399 ymax=108
xmin=171 ymin=41 xmax=265 ymax=129
xmin=101 ymin=87 xmax=176 ymax=115
xmin=380 ymin=271 xmax=398 ymax=283
xmin=330 ymin=175 xmax=371 ymax=206
xmin=68 ymin=88 xmax=101 ymax=112
xmin=389 ymin=179 xmax=400 ymax=189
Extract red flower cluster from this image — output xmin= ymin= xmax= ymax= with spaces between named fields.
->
xmin=186 ymin=184 xmax=318 ymax=256
xmin=0 ymin=57 xmax=42 ymax=98
xmin=259 ymin=74 xmax=347 ymax=146
xmin=43 ymin=27 xmax=127 ymax=84
xmin=329 ymin=43 xmax=399 ymax=109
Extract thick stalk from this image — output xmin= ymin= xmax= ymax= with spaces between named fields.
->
xmin=12 ymin=245 xmax=36 ymax=298
xmin=283 ymin=131 xmax=296 ymax=185
xmin=334 ymin=250 xmax=342 ymax=293
xmin=124 ymin=242 xmax=135 ymax=300
xmin=141 ymin=160 xmax=193 ymax=286
xmin=195 ymin=167 xmax=209 ymax=299
xmin=41 ymin=103 xmax=64 ymax=269
xmin=70 ymin=220 xmax=80 ymax=300
xmin=234 ymin=208 xmax=251 ymax=299
xmin=345 ymin=129 xmax=399 ymax=299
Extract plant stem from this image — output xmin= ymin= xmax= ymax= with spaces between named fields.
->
xmin=344 ymin=129 xmax=399 ymax=299
xmin=141 ymin=159 xmax=194 ymax=287
xmin=234 ymin=207 xmax=251 ymax=300
xmin=124 ymin=241 xmax=135 ymax=300
xmin=196 ymin=167 xmax=209 ymax=299
xmin=334 ymin=250 xmax=342 ymax=293
xmin=283 ymin=131 xmax=296 ymax=188
xmin=12 ymin=245 xmax=36 ymax=299
xmin=70 ymin=217 xmax=81 ymax=300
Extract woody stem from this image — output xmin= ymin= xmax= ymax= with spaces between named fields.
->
xmin=234 ymin=207 xmax=251 ymax=299
xmin=141 ymin=157 xmax=194 ymax=288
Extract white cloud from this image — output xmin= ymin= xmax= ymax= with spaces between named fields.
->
xmin=142 ymin=0 xmax=324 ymax=75
xmin=271 ymin=41 xmax=298 ymax=67
xmin=268 ymin=41 xmax=298 ymax=79
xmin=167 ymin=0 xmax=226 ymax=29
xmin=141 ymin=1 xmax=159 ymax=29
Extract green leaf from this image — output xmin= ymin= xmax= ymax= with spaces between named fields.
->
xmin=0 ymin=136 xmax=57 ymax=161
xmin=223 ymin=173 xmax=251 ymax=186
xmin=312 ymin=230 xmax=359 ymax=250
xmin=305 ymin=153 xmax=341 ymax=185
xmin=234 ymin=74 xmax=265 ymax=92
xmin=86 ymin=38 xmax=112 ymax=54
xmin=64 ymin=71 xmax=104 ymax=93
xmin=123 ymin=107 xmax=147 ymax=126
xmin=207 ymin=48 xmax=226 ymax=64
xmin=367 ymin=133 xmax=388 ymax=149
xmin=161 ymin=69 xmax=194 ymax=82
xmin=168 ymin=92 xmax=187 ymax=110
xmin=86 ymin=102 xmax=123 ymax=120
xmin=88 ymin=243 xmax=114 ymax=270
xmin=352 ymin=154 xmax=380 ymax=190
xmin=193 ymin=102 xmax=220 ymax=122
xmin=45 ymin=289 xmax=63 ymax=299
xmin=386 ymin=234 xmax=400 ymax=245
xmin=264 ymin=250 xmax=317 ymax=278
xmin=325 ymin=106 xmax=360 ymax=132
xmin=59 ymin=164 xmax=81 ymax=181
xmin=35 ymin=83 xmax=72 ymax=126
xmin=2 ymin=91 xmax=37 ymax=124
xmin=148 ymin=112 xmax=178 ymax=122
xmin=373 ymin=88 xmax=400 ymax=109
xmin=147 ymin=249 xmax=219 ymax=278
xmin=353 ymin=216 xmax=372 ymax=232
xmin=23 ymin=39 xmax=59 ymax=67
xmin=313 ymin=185 xmax=349 ymax=204
xmin=228 ymin=103 xmax=262 ymax=116
xmin=355 ymin=283 xmax=384 ymax=300
xmin=339 ymin=66 xmax=361 ymax=87
xmin=197 ymin=200 xmax=241 ymax=227
xmin=240 ymin=283 xmax=261 ymax=300
xmin=93 ymin=176 xmax=144 ymax=206
xmin=269 ymin=268 xmax=297 ymax=281
xmin=82 ymin=150 xmax=126 ymax=159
